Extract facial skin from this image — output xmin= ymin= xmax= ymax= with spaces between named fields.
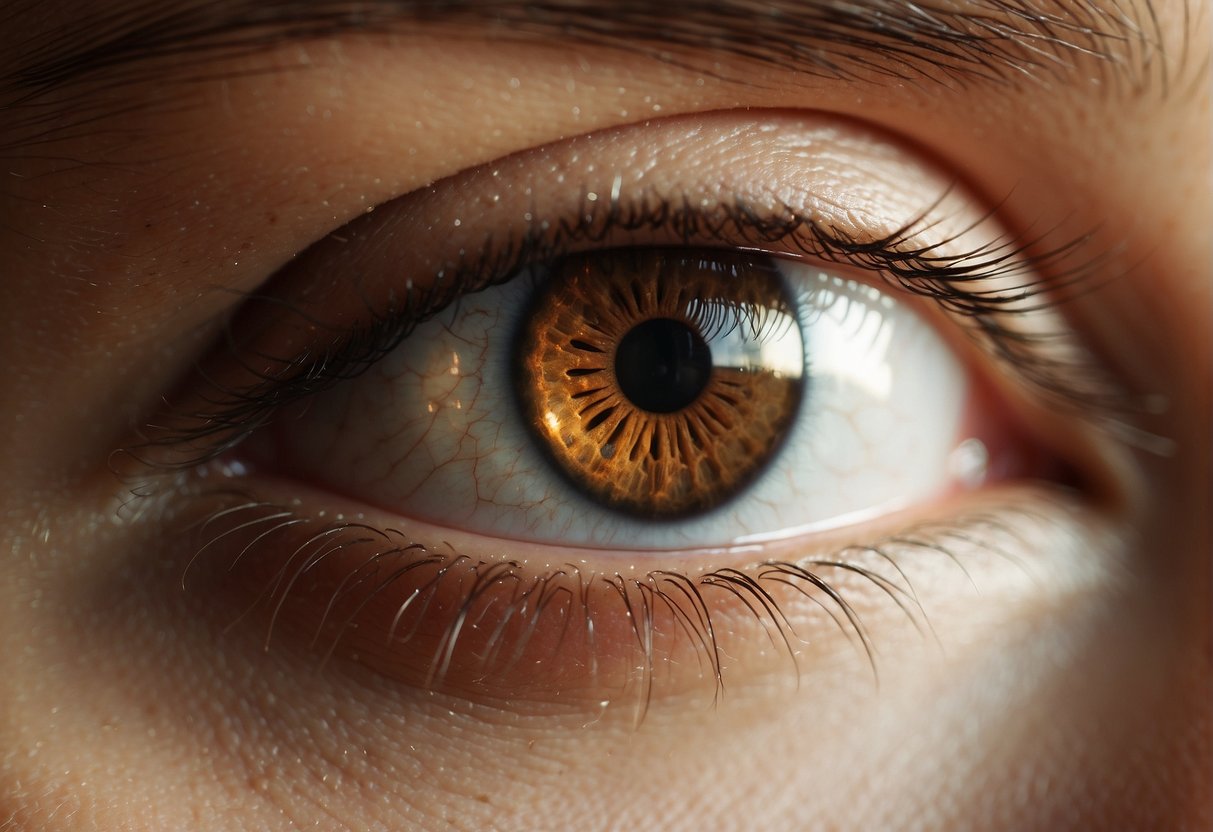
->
xmin=0 ymin=1 xmax=1209 ymax=830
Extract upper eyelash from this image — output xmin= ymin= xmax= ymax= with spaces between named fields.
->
xmin=128 ymin=187 xmax=1146 ymax=470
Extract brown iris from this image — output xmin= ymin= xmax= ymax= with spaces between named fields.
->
xmin=514 ymin=248 xmax=805 ymax=518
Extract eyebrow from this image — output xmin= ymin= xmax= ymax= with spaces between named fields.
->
xmin=4 ymin=0 xmax=1178 ymax=102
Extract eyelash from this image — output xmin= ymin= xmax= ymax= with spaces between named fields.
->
xmin=181 ymin=485 xmax=1059 ymax=711
xmin=137 ymin=187 xmax=1131 ymax=469
xmin=129 ymin=184 xmax=1122 ymax=705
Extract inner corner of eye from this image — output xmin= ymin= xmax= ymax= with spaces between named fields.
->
xmin=235 ymin=244 xmax=1065 ymax=554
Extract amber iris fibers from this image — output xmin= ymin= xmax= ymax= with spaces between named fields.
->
xmin=514 ymin=249 xmax=806 ymax=518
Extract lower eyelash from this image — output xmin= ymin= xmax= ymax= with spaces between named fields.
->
xmin=170 ymin=479 xmax=1057 ymax=715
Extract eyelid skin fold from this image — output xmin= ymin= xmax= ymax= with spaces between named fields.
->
xmin=138 ymin=112 xmax=1126 ymax=493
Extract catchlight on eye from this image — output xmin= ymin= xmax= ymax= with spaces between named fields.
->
xmin=514 ymin=249 xmax=804 ymax=518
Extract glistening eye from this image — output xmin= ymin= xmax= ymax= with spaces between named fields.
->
xmin=254 ymin=246 xmax=970 ymax=548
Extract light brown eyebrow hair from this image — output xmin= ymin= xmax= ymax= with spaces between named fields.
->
xmin=1 ymin=0 xmax=1194 ymax=101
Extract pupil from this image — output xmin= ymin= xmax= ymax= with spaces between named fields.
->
xmin=614 ymin=317 xmax=712 ymax=413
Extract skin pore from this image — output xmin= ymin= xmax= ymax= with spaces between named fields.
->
xmin=0 ymin=1 xmax=1209 ymax=830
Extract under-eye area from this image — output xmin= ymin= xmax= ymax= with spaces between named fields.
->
xmin=163 ymin=479 xmax=1099 ymax=713
xmin=0 ymin=0 xmax=1207 ymax=828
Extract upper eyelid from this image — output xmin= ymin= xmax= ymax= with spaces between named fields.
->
xmin=125 ymin=111 xmax=1146 ymax=481
xmin=283 ymin=115 xmax=1125 ymax=395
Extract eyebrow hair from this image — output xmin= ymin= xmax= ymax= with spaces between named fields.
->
xmin=3 ymin=0 xmax=1180 ymax=103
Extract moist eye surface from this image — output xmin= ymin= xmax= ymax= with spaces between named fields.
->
xmin=261 ymin=243 xmax=969 ymax=549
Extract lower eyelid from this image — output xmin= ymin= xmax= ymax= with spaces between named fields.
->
xmin=168 ymin=466 xmax=1102 ymax=710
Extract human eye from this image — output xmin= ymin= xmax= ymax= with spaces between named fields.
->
xmin=129 ymin=111 xmax=1115 ymax=705
xmin=4 ymin=2 xmax=1209 ymax=828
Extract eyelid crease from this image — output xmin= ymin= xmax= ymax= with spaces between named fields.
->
xmin=124 ymin=183 xmax=1147 ymax=477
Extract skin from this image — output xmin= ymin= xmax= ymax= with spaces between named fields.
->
xmin=0 ymin=2 xmax=1209 ymax=830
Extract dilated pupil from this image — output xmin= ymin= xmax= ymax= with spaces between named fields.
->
xmin=614 ymin=317 xmax=712 ymax=413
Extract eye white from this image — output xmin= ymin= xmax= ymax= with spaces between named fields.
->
xmin=275 ymin=260 xmax=969 ymax=549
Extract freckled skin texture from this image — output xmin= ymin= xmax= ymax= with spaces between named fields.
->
xmin=0 ymin=2 xmax=1209 ymax=831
